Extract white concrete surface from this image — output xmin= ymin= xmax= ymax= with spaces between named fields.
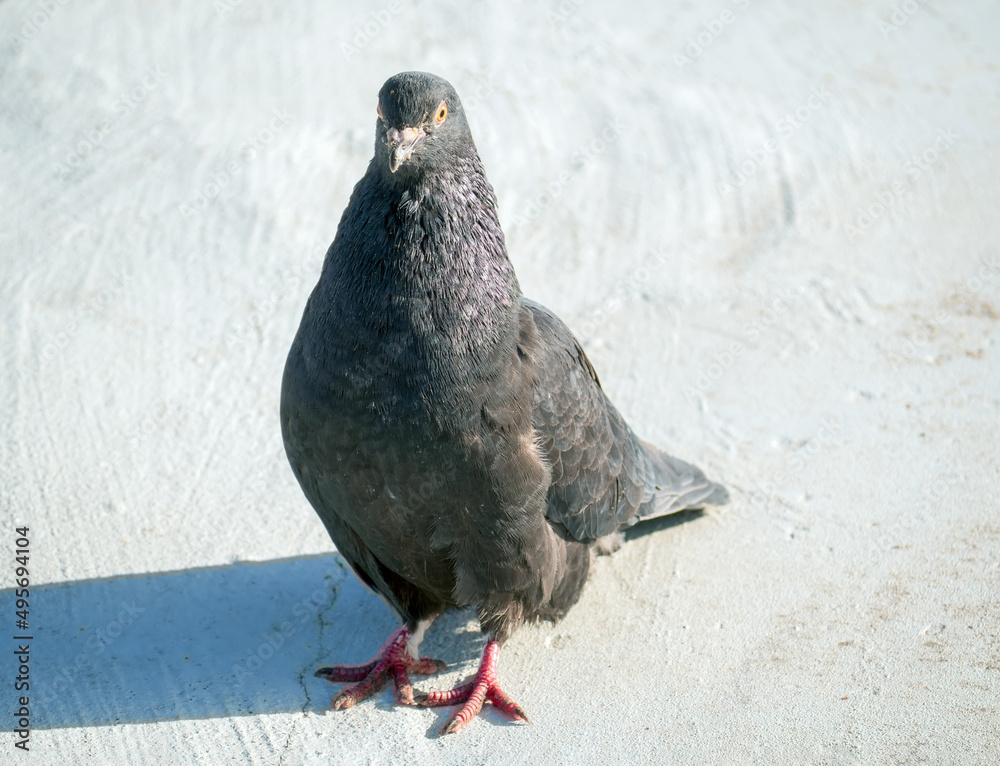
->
xmin=2 ymin=0 xmax=998 ymax=763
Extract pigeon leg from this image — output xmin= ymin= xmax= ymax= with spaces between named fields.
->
xmin=417 ymin=638 xmax=529 ymax=734
xmin=315 ymin=623 xmax=446 ymax=709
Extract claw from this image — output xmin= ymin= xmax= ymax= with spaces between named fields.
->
xmin=418 ymin=639 xmax=529 ymax=734
xmin=314 ymin=657 xmax=379 ymax=683
xmin=316 ymin=625 xmax=446 ymax=709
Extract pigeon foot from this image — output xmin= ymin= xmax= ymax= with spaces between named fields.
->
xmin=417 ymin=638 xmax=529 ymax=734
xmin=315 ymin=625 xmax=446 ymax=709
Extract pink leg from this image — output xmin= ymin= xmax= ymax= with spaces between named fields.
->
xmin=418 ymin=639 xmax=529 ymax=734
xmin=315 ymin=625 xmax=446 ymax=709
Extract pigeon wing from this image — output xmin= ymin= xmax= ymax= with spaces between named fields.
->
xmin=524 ymin=299 xmax=718 ymax=544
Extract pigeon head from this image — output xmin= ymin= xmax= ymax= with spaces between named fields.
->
xmin=375 ymin=71 xmax=474 ymax=176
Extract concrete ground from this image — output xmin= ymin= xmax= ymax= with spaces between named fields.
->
xmin=1 ymin=1 xmax=998 ymax=764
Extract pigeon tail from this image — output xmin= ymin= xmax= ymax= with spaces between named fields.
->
xmin=640 ymin=440 xmax=728 ymax=520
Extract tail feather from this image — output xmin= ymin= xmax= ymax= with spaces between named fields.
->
xmin=639 ymin=440 xmax=728 ymax=520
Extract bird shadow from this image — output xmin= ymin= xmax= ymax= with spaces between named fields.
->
xmin=7 ymin=511 xmax=709 ymax=732
xmin=623 ymin=507 xmax=705 ymax=543
xmin=0 ymin=553 xmax=478 ymax=730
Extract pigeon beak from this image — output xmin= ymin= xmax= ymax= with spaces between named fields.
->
xmin=387 ymin=126 xmax=425 ymax=173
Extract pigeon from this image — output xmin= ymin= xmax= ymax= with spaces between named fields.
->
xmin=280 ymin=71 xmax=726 ymax=734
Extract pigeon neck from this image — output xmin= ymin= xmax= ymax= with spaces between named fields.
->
xmin=314 ymin=155 xmax=522 ymax=410
xmin=380 ymin=158 xmax=522 ymax=382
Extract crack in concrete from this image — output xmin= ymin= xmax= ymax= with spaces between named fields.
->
xmin=299 ymin=557 xmax=347 ymax=713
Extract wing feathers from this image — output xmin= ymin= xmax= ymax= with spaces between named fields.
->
xmin=524 ymin=299 xmax=723 ymax=544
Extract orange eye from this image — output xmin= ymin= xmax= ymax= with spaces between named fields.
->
xmin=435 ymin=102 xmax=447 ymax=123
xmin=377 ymin=101 xmax=384 ymax=120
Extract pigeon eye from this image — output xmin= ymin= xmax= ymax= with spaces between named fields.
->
xmin=435 ymin=102 xmax=447 ymax=123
